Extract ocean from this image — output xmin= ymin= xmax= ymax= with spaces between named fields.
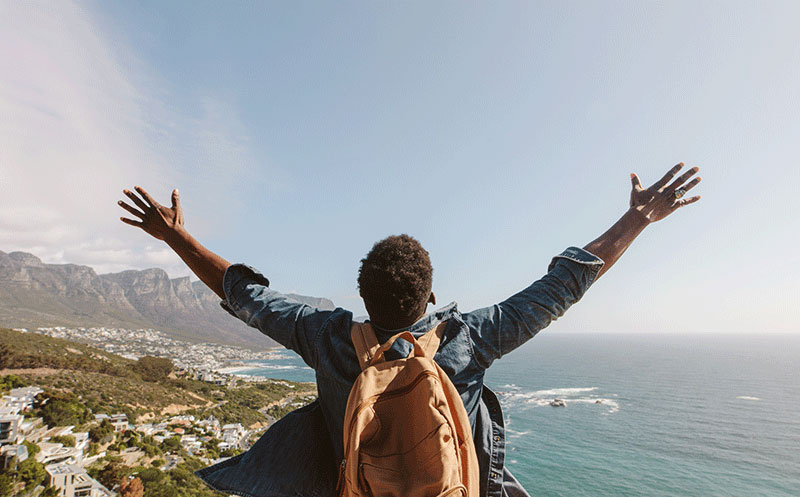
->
xmin=231 ymin=333 xmax=800 ymax=496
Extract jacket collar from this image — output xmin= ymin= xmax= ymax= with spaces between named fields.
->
xmin=368 ymin=301 xmax=459 ymax=336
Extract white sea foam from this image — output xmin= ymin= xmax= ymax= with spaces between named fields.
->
xmin=505 ymin=428 xmax=531 ymax=438
xmin=531 ymin=387 xmax=599 ymax=397
xmin=495 ymin=386 xmax=619 ymax=413
xmin=736 ymin=396 xmax=761 ymax=401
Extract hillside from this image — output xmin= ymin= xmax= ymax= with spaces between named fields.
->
xmin=0 ymin=328 xmax=317 ymax=425
xmin=0 ymin=327 xmax=317 ymax=497
xmin=0 ymin=250 xmax=336 ymax=349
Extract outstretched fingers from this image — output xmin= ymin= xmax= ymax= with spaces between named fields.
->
xmin=673 ymin=195 xmax=701 ymax=208
xmin=652 ymin=162 xmax=684 ymax=191
xmin=123 ymin=189 xmax=149 ymax=212
xmin=680 ymin=176 xmax=702 ymax=193
xmin=119 ymin=216 xmax=143 ymax=227
xmin=117 ymin=199 xmax=145 ymax=219
xmin=665 ymin=166 xmax=700 ymax=193
xmin=134 ymin=186 xmax=158 ymax=208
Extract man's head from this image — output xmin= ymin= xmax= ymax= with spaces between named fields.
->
xmin=358 ymin=234 xmax=435 ymax=330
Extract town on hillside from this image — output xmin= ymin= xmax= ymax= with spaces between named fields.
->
xmin=0 ymin=327 xmax=316 ymax=497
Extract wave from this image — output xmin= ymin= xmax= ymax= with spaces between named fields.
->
xmin=495 ymin=386 xmax=619 ymax=413
xmin=505 ymin=428 xmax=531 ymax=439
xmin=736 ymin=396 xmax=761 ymax=401
xmin=531 ymin=387 xmax=599 ymax=397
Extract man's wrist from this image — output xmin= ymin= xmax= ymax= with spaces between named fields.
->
xmin=164 ymin=225 xmax=191 ymax=248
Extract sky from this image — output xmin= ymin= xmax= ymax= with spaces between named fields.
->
xmin=1 ymin=1 xmax=798 ymax=333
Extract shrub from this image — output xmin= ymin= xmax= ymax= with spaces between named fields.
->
xmin=49 ymin=435 xmax=76 ymax=447
xmin=35 ymin=391 xmax=91 ymax=427
xmin=133 ymin=357 xmax=173 ymax=382
xmin=90 ymin=420 xmax=115 ymax=443
xmin=17 ymin=458 xmax=47 ymax=489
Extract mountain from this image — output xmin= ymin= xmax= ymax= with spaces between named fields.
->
xmin=0 ymin=250 xmax=335 ymax=349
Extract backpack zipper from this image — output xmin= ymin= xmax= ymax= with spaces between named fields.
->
xmin=335 ymin=459 xmax=346 ymax=496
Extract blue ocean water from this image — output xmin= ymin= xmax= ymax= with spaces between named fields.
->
xmin=234 ymin=333 xmax=800 ymax=496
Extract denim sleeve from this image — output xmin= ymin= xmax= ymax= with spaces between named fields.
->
xmin=462 ymin=247 xmax=604 ymax=369
xmin=219 ymin=263 xmax=332 ymax=369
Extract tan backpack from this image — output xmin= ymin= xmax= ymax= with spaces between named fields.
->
xmin=337 ymin=321 xmax=480 ymax=497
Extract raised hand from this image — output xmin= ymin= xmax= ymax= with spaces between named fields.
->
xmin=118 ymin=186 xmax=185 ymax=241
xmin=629 ymin=163 xmax=702 ymax=223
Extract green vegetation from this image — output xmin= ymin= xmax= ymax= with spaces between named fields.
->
xmin=1 ymin=328 xmax=318 ymax=496
xmin=23 ymin=441 xmax=40 ymax=457
xmin=48 ymin=434 xmax=76 ymax=447
xmin=0 ymin=329 xmax=133 ymax=376
xmin=0 ymin=457 xmax=48 ymax=495
xmin=0 ymin=474 xmax=13 ymax=497
xmin=0 ymin=374 xmax=26 ymax=394
xmin=34 ymin=390 xmax=92 ymax=427
xmin=133 ymin=356 xmax=173 ymax=382
xmin=137 ymin=457 xmax=227 ymax=497
xmin=90 ymin=459 xmax=131 ymax=489
xmin=90 ymin=419 xmax=115 ymax=443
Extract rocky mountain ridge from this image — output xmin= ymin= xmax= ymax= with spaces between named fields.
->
xmin=0 ymin=250 xmax=335 ymax=349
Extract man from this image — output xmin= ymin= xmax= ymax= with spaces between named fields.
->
xmin=117 ymin=163 xmax=701 ymax=497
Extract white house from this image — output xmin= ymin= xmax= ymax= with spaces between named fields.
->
xmin=46 ymin=463 xmax=112 ymax=497
xmin=1 ymin=386 xmax=43 ymax=413
xmin=0 ymin=413 xmax=22 ymax=445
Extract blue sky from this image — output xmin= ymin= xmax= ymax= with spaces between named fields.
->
xmin=1 ymin=1 xmax=798 ymax=333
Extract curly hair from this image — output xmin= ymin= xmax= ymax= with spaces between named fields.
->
xmin=358 ymin=234 xmax=433 ymax=329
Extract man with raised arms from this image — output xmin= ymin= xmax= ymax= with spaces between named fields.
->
xmin=118 ymin=163 xmax=700 ymax=497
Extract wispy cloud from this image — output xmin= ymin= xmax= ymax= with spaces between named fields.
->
xmin=0 ymin=1 xmax=264 ymax=277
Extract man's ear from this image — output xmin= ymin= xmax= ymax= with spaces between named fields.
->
xmin=428 ymin=292 xmax=436 ymax=306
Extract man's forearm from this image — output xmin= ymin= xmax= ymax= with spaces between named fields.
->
xmin=583 ymin=207 xmax=649 ymax=279
xmin=164 ymin=227 xmax=231 ymax=299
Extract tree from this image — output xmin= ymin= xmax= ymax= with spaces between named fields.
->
xmin=120 ymin=477 xmax=144 ymax=497
xmin=23 ymin=441 xmax=40 ymax=457
xmin=0 ymin=473 xmax=13 ymax=497
xmin=133 ymin=357 xmax=173 ymax=382
xmin=161 ymin=436 xmax=181 ymax=453
xmin=36 ymin=391 xmax=91 ymax=427
xmin=40 ymin=487 xmax=59 ymax=497
xmin=89 ymin=419 xmax=115 ymax=443
xmin=136 ymin=468 xmax=162 ymax=484
xmin=96 ymin=462 xmax=130 ymax=490
xmin=16 ymin=458 xmax=46 ymax=489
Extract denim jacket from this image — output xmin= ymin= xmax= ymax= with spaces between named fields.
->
xmin=196 ymin=247 xmax=603 ymax=497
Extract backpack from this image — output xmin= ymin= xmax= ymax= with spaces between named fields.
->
xmin=337 ymin=321 xmax=480 ymax=497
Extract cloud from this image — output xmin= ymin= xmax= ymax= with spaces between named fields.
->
xmin=0 ymin=1 xmax=263 ymax=278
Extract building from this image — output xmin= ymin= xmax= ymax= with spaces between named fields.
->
xmin=37 ymin=442 xmax=82 ymax=465
xmin=1 ymin=386 xmax=43 ymax=413
xmin=1 ymin=444 xmax=28 ymax=469
xmin=110 ymin=414 xmax=129 ymax=433
xmin=0 ymin=413 xmax=22 ymax=445
xmin=46 ymin=463 xmax=112 ymax=497
xmin=46 ymin=463 xmax=94 ymax=497
xmin=95 ymin=413 xmax=129 ymax=433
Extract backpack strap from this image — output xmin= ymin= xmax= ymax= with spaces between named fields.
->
xmin=351 ymin=322 xmax=381 ymax=371
xmin=350 ymin=320 xmax=449 ymax=371
xmin=418 ymin=321 xmax=448 ymax=358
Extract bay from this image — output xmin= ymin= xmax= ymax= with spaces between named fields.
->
xmin=232 ymin=333 xmax=800 ymax=496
